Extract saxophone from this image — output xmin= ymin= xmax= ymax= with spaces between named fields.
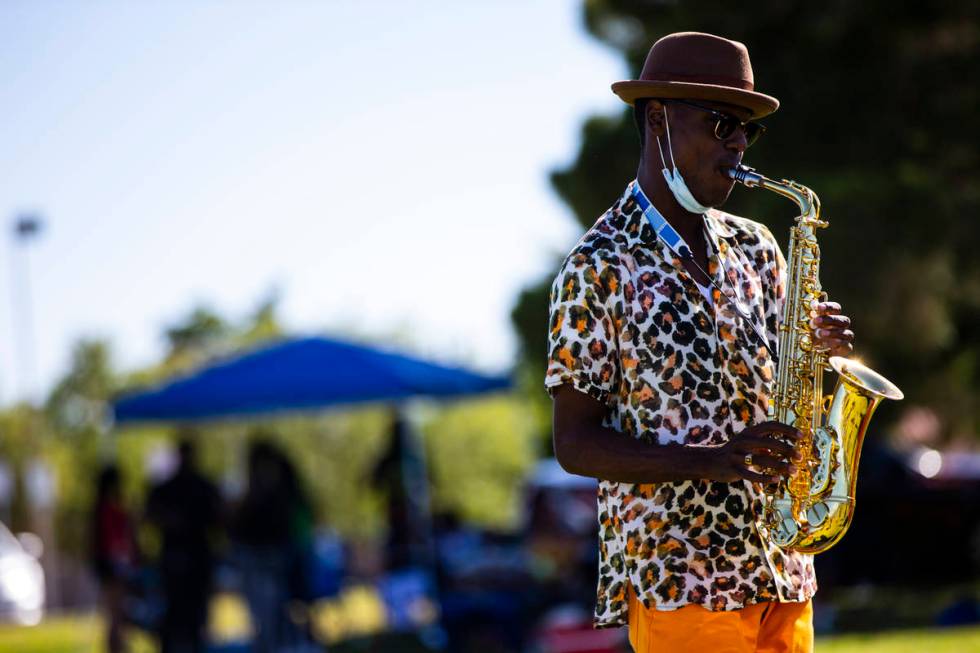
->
xmin=727 ymin=164 xmax=904 ymax=554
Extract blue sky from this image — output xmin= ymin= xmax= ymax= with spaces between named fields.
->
xmin=0 ymin=1 xmax=625 ymax=403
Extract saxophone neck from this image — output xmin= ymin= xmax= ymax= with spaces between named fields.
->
xmin=727 ymin=165 xmax=825 ymax=228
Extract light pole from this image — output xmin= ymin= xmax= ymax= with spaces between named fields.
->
xmin=9 ymin=213 xmax=58 ymax=609
xmin=10 ymin=213 xmax=43 ymax=405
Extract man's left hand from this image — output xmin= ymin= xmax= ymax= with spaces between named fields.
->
xmin=810 ymin=301 xmax=854 ymax=357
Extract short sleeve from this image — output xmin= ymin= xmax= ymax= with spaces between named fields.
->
xmin=544 ymin=250 xmax=621 ymax=404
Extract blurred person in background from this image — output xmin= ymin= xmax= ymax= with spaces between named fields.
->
xmin=91 ymin=465 xmax=136 ymax=653
xmin=281 ymin=450 xmax=315 ymax=607
xmin=371 ymin=411 xmax=433 ymax=572
xmin=371 ymin=414 xmax=413 ymax=571
xmin=231 ymin=438 xmax=313 ymax=653
xmin=547 ymin=32 xmax=855 ymax=653
xmin=145 ymin=437 xmax=223 ymax=653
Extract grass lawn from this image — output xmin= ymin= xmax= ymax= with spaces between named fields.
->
xmin=0 ymin=614 xmax=978 ymax=652
xmin=0 ymin=614 xmax=155 ymax=653
xmin=818 ymin=626 xmax=980 ymax=652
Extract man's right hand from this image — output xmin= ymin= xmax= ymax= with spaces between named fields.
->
xmin=707 ymin=421 xmax=804 ymax=484
xmin=553 ymin=385 xmax=807 ymax=485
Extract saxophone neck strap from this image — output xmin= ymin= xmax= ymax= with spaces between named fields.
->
xmin=630 ymin=181 xmax=696 ymax=260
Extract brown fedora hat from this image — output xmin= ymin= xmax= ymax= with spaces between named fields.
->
xmin=611 ymin=32 xmax=779 ymax=119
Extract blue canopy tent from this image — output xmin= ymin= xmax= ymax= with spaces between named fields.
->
xmin=112 ymin=335 xmax=512 ymax=423
xmin=111 ymin=335 xmax=513 ymax=627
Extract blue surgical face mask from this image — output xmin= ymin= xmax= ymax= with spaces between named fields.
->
xmin=656 ymin=106 xmax=712 ymax=215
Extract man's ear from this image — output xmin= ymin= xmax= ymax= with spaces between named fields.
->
xmin=646 ymin=100 xmax=666 ymax=137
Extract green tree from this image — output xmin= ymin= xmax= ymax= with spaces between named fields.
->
xmin=238 ymin=289 xmax=285 ymax=347
xmin=513 ymin=0 xmax=980 ymax=442
xmin=125 ymin=294 xmax=286 ymax=388
xmin=421 ymin=396 xmax=536 ymax=529
xmin=0 ymin=405 xmax=45 ymax=533
xmin=46 ymin=339 xmax=114 ymax=433
xmin=37 ymin=339 xmax=117 ymax=554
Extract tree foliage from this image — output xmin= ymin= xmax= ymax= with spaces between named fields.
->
xmin=513 ymin=0 xmax=980 ymax=440
xmin=421 ymin=397 xmax=537 ymax=529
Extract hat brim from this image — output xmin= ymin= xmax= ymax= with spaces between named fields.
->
xmin=611 ymin=80 xmax=779 ymax=119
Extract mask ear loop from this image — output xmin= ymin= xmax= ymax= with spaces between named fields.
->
xmin=655 ymin=105 xmax=679 ymax=176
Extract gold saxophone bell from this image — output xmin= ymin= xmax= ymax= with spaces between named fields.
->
xmin=728 ymin=165 xmax=904 ymax=554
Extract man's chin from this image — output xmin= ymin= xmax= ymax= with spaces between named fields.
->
xmin=694 ymin=193 xmax=728 ymax=211
xmin=690 ymin=181 xmax=733 ymax=210
xmin=704 ymin=185 xmax=735 ymax=209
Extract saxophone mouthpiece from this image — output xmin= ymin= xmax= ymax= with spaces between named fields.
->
xmin=727 ymin=164 xmax=763 ymax=187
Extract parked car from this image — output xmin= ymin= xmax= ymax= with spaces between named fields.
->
xmin=0 ymin=522 xmax=44 ymax=625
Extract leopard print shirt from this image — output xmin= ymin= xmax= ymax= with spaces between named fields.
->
xmin=545 ymin=181 xmax=817 ymax=628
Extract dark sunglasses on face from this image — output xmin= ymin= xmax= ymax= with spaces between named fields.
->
xmin=669 ymin=99 xmax=766 ymax=147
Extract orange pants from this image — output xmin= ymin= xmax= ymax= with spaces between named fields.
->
xmin=628 ymin=587 xmax=813 ymax=653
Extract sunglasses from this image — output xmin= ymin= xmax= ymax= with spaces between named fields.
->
xmin=670 ymin=100 xmax=766 ymax=148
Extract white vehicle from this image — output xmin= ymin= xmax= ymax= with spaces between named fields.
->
xmin=0 ymin=522 xmax=44 ymax=625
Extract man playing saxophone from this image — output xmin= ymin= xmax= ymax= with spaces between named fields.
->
xmin=546 ymin=32 xmax=853 ymax=652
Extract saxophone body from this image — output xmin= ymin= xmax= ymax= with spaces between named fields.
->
xmin=727 ymin=165 xmax=904 ymax=554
